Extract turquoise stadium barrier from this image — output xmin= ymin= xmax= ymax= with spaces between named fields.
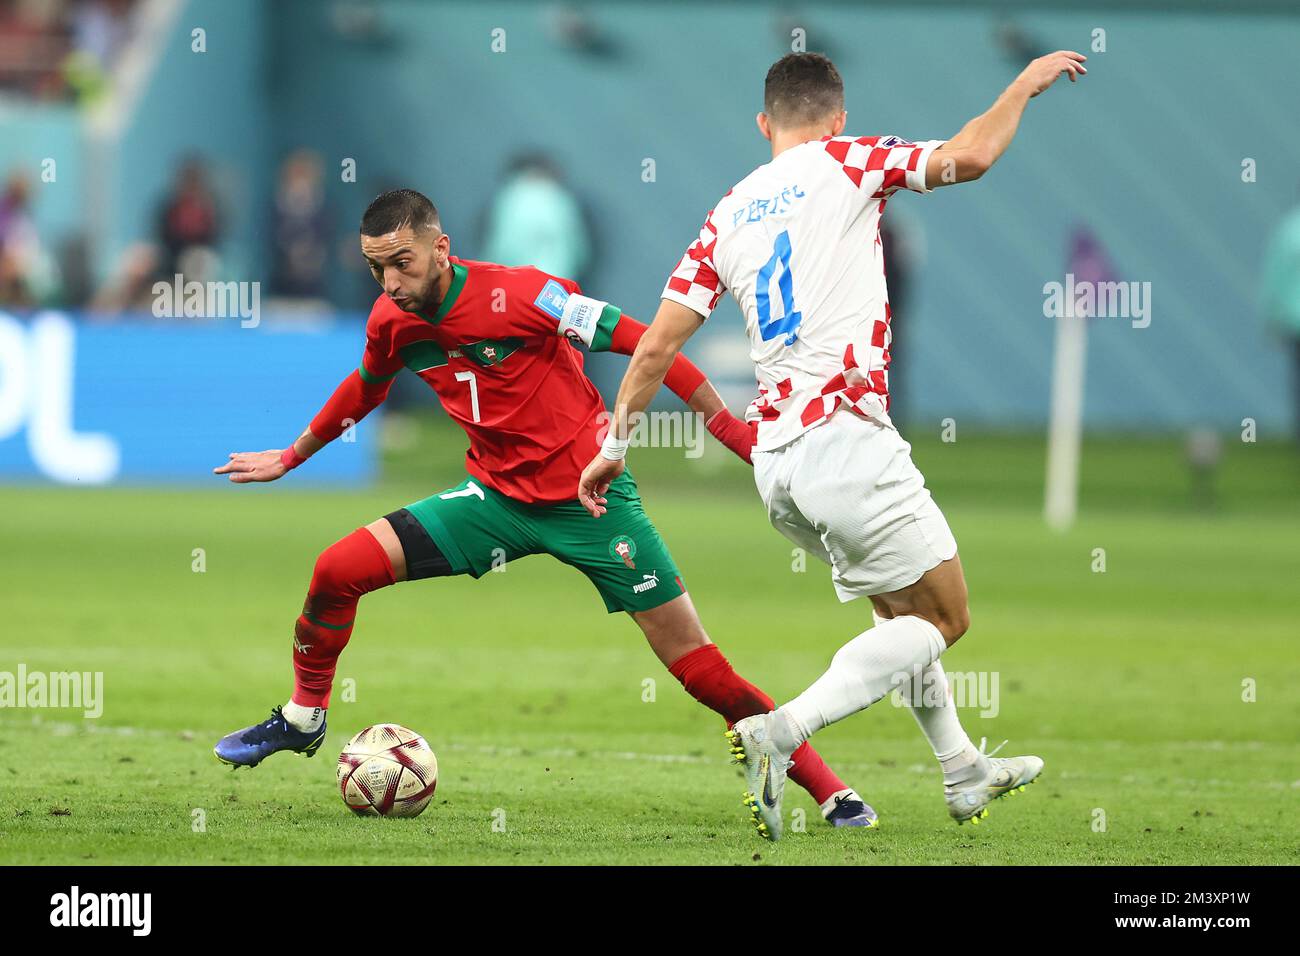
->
xmin=19 ymin=0 xmax=1300 ymax=432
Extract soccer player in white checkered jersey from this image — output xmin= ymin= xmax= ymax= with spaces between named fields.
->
xmin=579 ymin=49 xmax=1086 ymax=839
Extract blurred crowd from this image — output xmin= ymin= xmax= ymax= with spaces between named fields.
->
xmin=1 ymin=0 xmax=1295 ymax=437
xmin=0 ymin=145 xmax=602 ymax=319
xmin=4 ymin=149 xmax=343 ymax=316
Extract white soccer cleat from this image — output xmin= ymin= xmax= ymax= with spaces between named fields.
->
xmin=725 ymin=714 xmax=793 ymax=841
xmin=945 ymin=741 xmax=1044 ymax=825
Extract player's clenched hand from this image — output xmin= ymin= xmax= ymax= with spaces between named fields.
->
xmin=578 ymin=456 xmax=624 ymax=518
xmin=1016 ymin=50 xmax=1087 ymax=97
xmin=214 ymin=449 xmax=288 ymax=483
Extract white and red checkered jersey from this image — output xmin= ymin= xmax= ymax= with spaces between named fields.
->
xmin=662 ymin=134 xmax=944 ymax=451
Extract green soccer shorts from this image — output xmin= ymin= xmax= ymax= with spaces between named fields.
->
xmin=384 ymin=470 xmax=686 ymax=614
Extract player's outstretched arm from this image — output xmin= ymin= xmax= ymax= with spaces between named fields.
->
xmin=213 ymin=369 xmax=394 ymax=483
xmin=578 ymin=299 xmax=704 ymax=516
xmin=608 ymin=312 xmax=755 ymax=464
xmin=926 ymin=50 xmax=1086 ymax=188
xmin=212 ymin=432 xmax=325 ymax=484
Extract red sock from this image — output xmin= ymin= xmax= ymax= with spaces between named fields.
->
xmin=668 ymin=644 xmax=850 ymax=807
xmin=290 ymin=527 xmax=395 ymax=708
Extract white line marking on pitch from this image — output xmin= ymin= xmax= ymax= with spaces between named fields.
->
xmin=4 ymin=717 xmax=1297 ymax=790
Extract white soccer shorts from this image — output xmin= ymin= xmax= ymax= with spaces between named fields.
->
xmin=752 ymin=408 xmax=958 ymax=601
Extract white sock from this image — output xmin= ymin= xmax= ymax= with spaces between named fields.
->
xmin=819 ymin=787 xmax=860 ymax=818
xmin=872 ymin=611 xmax=988 ymax=787
xmin=283 ymin=700 xmax=325 ymax=733
xmin=895 ymin=658 xmax=987 ymax=787
xmin=771 ymin=615 xmax=947 ymax=753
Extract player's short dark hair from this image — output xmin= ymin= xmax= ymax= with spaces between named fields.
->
xmin=360 ymin=188 xmax=441 ymax=236
xmin=764 ymin=52 xmax=844 ymax=127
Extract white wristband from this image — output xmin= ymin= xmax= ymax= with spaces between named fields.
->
xmin=600 ymin=433 xmax=630 ymax=461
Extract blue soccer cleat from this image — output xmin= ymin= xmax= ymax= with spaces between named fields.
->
xmin=825 ymin=794 xmax=880 ymax=828
xmin=213 ymin=705 xmax=327 ymax=769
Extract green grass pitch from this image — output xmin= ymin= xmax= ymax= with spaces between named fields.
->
xmin=2 ymin=422 xmax=1297 ymax=865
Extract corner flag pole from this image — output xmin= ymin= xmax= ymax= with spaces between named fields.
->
xmin=1044 ymin=298 xmax=1087 ymax=531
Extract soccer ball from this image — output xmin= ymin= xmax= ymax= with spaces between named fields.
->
xmin=336 ymin=724 xmax=438 ymax=817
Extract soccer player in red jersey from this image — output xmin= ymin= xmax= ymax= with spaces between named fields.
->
xmin=212 ymin=188 xmax=876 ymax=828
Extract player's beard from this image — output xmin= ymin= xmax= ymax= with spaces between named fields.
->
xmin=410 ymin=270 xmax=442 ymax=314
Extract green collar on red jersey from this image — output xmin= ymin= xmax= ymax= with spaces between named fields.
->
xmin=418 ymin=261 xmax=467 ymax=324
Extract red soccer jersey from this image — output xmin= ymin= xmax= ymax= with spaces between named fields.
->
xmin=358 ymin=256 xmax=625 ymax=504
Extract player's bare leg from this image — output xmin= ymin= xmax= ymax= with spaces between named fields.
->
xmin=365 ymin=516 xmax=407 ymax=581
xmin=213 ymin=518 xmax=404 ymax=768
xmin=733 ymin=554 xmax=1042 ymax=830
xmin=869 ymin=554 xmax=970 ymax=645
xmin=632 ymin=591 xmax=711 ymax=668
xmin=631 ymin=592 xmax=877 ymax=831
